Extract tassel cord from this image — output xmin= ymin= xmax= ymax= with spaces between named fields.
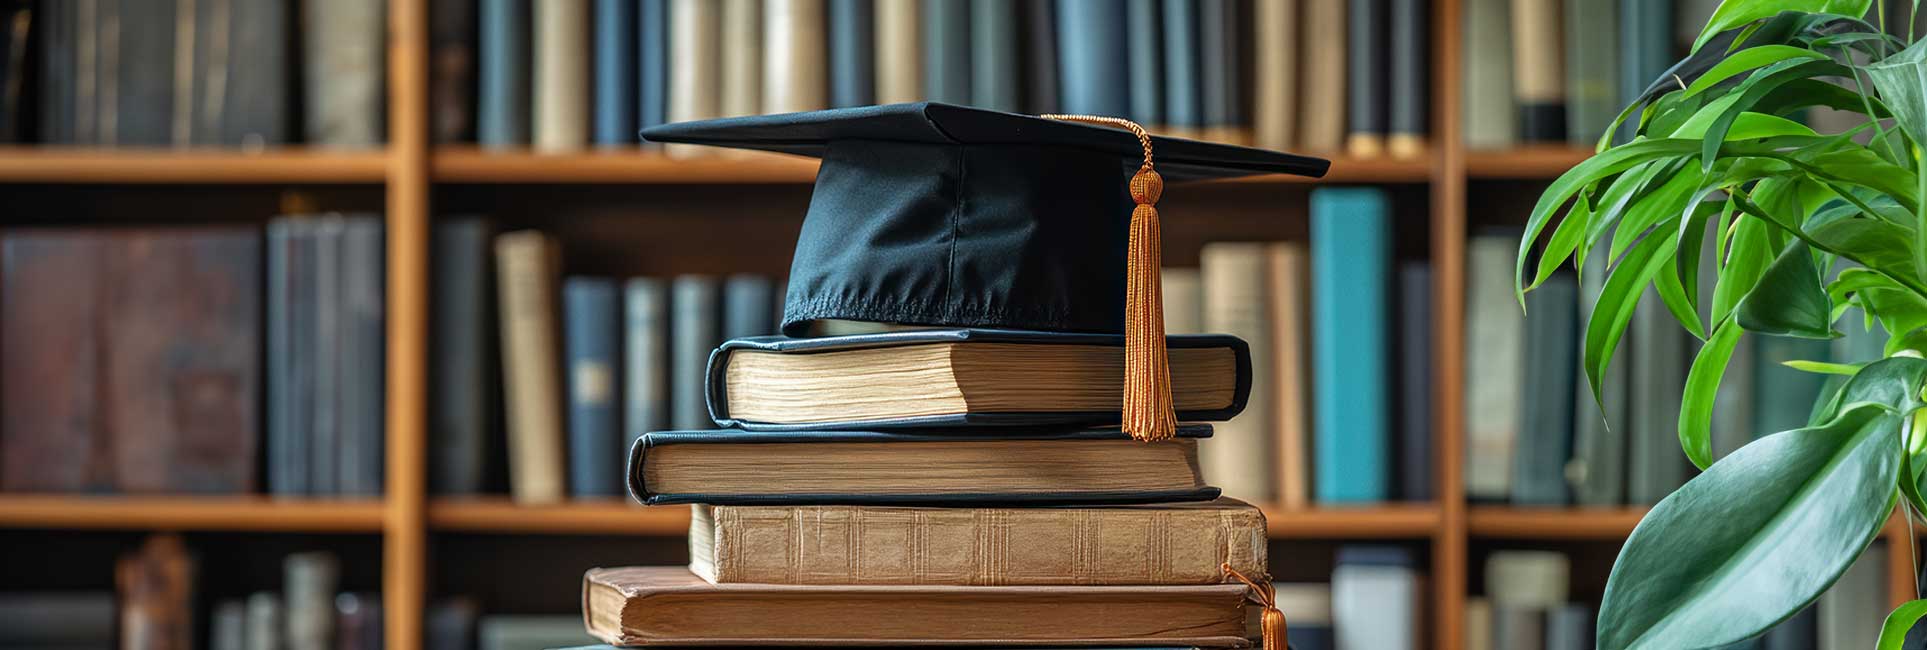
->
xmin=1223 ymin=563 xmax=1288 ymax=650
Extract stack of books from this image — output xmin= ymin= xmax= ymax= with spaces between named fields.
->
xmin=577 ymin=328 xmax=1274 ymax=646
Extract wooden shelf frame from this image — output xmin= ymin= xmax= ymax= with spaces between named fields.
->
xmin=0 ymin=146 xmax=390 ymax=183
xmin=0 ymin=495 xmax=385 ymax=532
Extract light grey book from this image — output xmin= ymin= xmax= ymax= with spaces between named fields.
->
xmin=339 ymin=218 xmax=386 ymax=496
xmin=625 ymin=278 xmax=671 ymax=460
xmin=285 ymin=552 xmax=339 ymax=650
xmin=479 ymin=615 xmax=599 ymax=650
xmin=496 ymin=230 xmax=567 ymax=504
xmin=1818 ymin=550 xmax=1887 ymax=650
xmin=1463 ymin=0 xmax=1516 ymax=148
xmin=1630 ymin=288 xmax=1690 ymax=504
xmin=302 ymin=0 xmax=385 ymax=146
xmin=1562 ymin=0 xmax=1618 ymax=144
xmin=1332 ymin=546 xmax=1419 ymax=650
xmin=533 ymin=0 xmax=591 ymax=151
xmin=1200 ymin=242 xmax=1275 ymax=502
xmin=311 ymin=217 xmax=345 ymax=496
xmin=672 ymin=275 xmax=722 ymax=430
xmin=1545 ymin=604 xmax=1592 ymax=650
xmin=1569 ymin=250 xmax=1628 ymax=506
xmin=245 ymin=592 xmax=281 ymax=650
xmin=0 ymin=592 xmax=114 ymax=646
xmin=1486 ymin=550 xmax=1570 ymax=608
xmin=212 ymin=599 xmax=245 ymax=650
xmin=1161 ymin=268 xmax=1203 ymax=335
xmin=1465 ymin=233 xmax=1525 ymax=500
xmin=1514 ymin=273 xmax=1576 ymax=505
xmin=1494 ymin=607 xmax=1547 ymax=650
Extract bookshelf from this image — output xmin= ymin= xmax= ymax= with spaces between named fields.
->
xmin=1 ymin=0 xmax=1914 ymax=648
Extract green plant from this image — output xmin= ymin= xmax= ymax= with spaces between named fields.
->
xmin=1514 ymin=1 xmax=1927 ymax=647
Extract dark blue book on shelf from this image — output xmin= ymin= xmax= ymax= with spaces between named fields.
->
xmin=1396 ymin=262 xmax=1433 ymax=502
xmin=829 ymin=0 xmax=876 ymax=108
xmin=565 ymin=277 xmax=621 ymax=497
xmin=431 ymin=218 xmax=494 ymax=495
xmin=1311 ymin=188 xmax=1392 ymax=503
xmin=479 ymin=0 xmax=531 ymax=146
xmin=340 ymin=219 xmax=387 ymax=496
xmin=671 ymin=275 xmax=721 ymax=430
xmin=1347 ymin=0 xmax=1389 ymax=147
xmin=594 ymin=0 xmax=637 ymax=146
xmin=1197 ymin=0 xmax=1241 ymax=134
xmin=1512 ymin=272 xmax=1577 ymax=506
xmin=970 ymin=0 xmax=1021 ymax=112
xmin=723 ymin=274 xmax=776 ymax=340
xmin=266 ymin=219 xmax=307 ymax=496
xmin=638 ymin=0 xmax=669 ymax=137
xmin=1125 ymin=0 xmax=1162 ymax=126
xmin=1022 ymin=0 xmax=1061 ymax=113
xmin=624 ymin=278 xmax=670 ymax=460
xmin=922 ymin=0 xmax=972 ymax=105
xmin=1055 ymin=0 xmax=1130 ymax=116
xmin=1619 ymin=0 xmax=1673 ymax=141
xmin=625 ymin=425 xmax=1222 ymax=506
xmin=1160 ymin=0 xmax=1201 ymax=129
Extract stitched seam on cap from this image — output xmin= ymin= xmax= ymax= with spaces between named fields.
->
xmin=942 ymin=144 xmax=963 ymax=321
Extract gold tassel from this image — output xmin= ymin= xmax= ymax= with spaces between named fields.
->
xmin=1223 ymin=563 xmax=1288 ymax=650
xmin=1041 ymin=114 xmax=1178 ymax=442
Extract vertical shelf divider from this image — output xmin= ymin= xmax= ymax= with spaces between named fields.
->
xmin=1433 ymin=0 xmax=1470 ymax=646
xmin=385 ymin=0 xmax=431 ymax=648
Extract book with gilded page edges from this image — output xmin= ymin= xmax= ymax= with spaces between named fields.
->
xmin=582 ymin=566 xmax=1255 ymax=647
xmin=689 ymin=498 xmax=1266 ymax=585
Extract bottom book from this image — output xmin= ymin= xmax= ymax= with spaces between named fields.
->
xmin=582 ymin=566 xmax=1256 ymax=646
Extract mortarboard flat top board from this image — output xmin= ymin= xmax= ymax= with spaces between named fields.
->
xmin=641 ymin=102 xmax=1331 ymax=338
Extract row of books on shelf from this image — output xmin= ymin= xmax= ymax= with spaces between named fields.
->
xmin=1463 ymin=230 xmax=1879 ymax=508
xmin=456 ymin=0 xmax=1430 ymax=156
xmin=0 ymin=219 xmax=385 ymax=496
xmin=7 ymin=0 xmax=384 ymax=148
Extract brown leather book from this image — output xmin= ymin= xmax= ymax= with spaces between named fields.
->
xmin=690 ymin=498 xmax=1267 ymax=586
xmin=117 ymin=534 xmax=196 ymax=650
xmin=1 ymin=232 xmax=107 ymax=491
xmin=583 ymin=566 xmax=1256 ymax=646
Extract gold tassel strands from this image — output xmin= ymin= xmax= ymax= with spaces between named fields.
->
xmin=1223 ymin=563 xmax=1288 ymax=650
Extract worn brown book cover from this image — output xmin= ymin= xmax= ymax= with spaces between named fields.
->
xmin=1 ymin=232 xmax=108 ymax=491
xmin=690 ymin=498 xmax=1267 ymax=586
xmin=583 ymin=566 xmax=1255 ymax=646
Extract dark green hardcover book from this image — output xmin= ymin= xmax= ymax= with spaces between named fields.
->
xmin=1569 ymin=250 xmax=1627 ymax=506
xmin=1629 ymin=288 xmax=1689 ymax=504
xmin=1618 ymin=0 xmax=1671 ymax=141
xmin=1512 ymin=273 xmax=1576 ymax=505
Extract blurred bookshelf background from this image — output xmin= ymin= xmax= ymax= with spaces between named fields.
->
xmin=0 ymin=0 xmax=1923 ymax=649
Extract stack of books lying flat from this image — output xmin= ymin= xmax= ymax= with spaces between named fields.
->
xmin=576 ymin=328 xmax=1270 ymax=648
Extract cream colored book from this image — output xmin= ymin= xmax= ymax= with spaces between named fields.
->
xmin=689 ymin=499 xmax=1266 ymax=585
xmin=533 ymin=0 xmax=589 ymax=152
xmin=494 ymin=231 xmax=565 ymax=504
xmin=719 ymin=0 xmax=763 ymax=118
xmin=1266 ymin=242 xmax=1310 ymax=510
xmin=1298 ymin=0 xmax=1346 ymax=152
xmin=762 ymin=0 xmax=828 ymax=113
xmin=873 ymin=0 xmax=921 ymax=104
xmin=1201 ymin=242 xmax=1275 ymax=502
xmin=667 ymin=0 xmax=721 ymax=158
xmin=1464 ymin=235 xmax=1523 ymax=500
xmin=1162 ymin=268 xmax=1204 ymax=335
xmin=1253 ymin=0 xmax=1297 ymax=150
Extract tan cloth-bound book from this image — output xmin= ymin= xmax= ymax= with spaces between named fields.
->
xmin=582 ymin=566 xmax=1257 ymax=646
xmin=689 ymin=498 xmax=1267 ymax=586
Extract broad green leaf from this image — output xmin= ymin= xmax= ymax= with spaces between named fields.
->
xmin=1736 ymin=242 xmax=1838 ymax=338
xmin=1681 ymin=319 xmax=1744 ymax=470
xmin=1517 ymin=138 xmax=1702 ymax=305
xmin=1820 ymin=357 xmax=1927 ymax=515
xmin=1584 ymin=228 xmax=1679 ymax=404
xmin=1784 ymin=359 xmax=1868 ymax=374
xmin=1713 ymin=215 xmax=1777 ymax=322
xmin=1686 ymin=45 xmax=1831 ymax=97
xmin=1693 ymin=0 xmax=1875 ymax=52
xmin=1586 ymin=161 xmax=1677 ymax=259
xmin=1530 ymin=195 xmax=1590 ymax=293
xmin=1597 ymin=404 xmax=1900 ymax=649
xmin=1864 ymin=37 xmax=1927 ymax=151
xmin=1831 ymin=269 xmax=1927 ymax=347
xmin=1754 ymin=79 xmax=1893 ymax=121
xmin=1877 ymin=600 xmax=1927 ymax=650
xmin=1700 ymin=59 xmax=1850 ymax=172
xmin=1788 ymin=147 xmax=1921 ymax=214
xmin=1656 ymin=253 xmax=1709 ymax=339
xmin=1809 ymin=218 xmax=1927 ymax=295
xmin=1609 ymin=165 xmax=1704 ymax=265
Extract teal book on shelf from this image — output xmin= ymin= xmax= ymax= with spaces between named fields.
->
xmin=1311 ymin=188 xmax=1392 ymax=504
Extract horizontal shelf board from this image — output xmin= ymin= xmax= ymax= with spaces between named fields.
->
xmin=1262 ymin=504 xmax=1443 ymax=538
xmin=1465 ymin=146 xmax=1591 ymax=179
xmin=429 ymin=499 xmax=1438 ymax=538
xmin=0 ymin=495 xmax=386 ymax=532
xmin=1467 ymin=506 xmax=1649 ymax=539
xmin=431 ymin=148 xmax=1431 ymax=185
xmin=428 ymin=497 xmax=690 ymax=534
xmin=0 ymin=146 xmax=390 ymax=183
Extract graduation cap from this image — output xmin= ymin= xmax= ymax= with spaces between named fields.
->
xmin=642 ymin=102 xmax=1328 ymax=444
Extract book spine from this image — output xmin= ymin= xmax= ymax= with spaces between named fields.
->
xmin=1511 ymin=273 xmax=1576 ymax=505
xmin=1396 ymin=262 xmax=1434 ymax=502
xmin=1818 ymin=551 xmax=1886 ymax=649
xmin=245 ymin=593 xmax=281 ymax=650
xmin=1160 ymin=0 xmax=1200 ymax=130
xmin=565 ymin=277 xmax=621 ymax=498
xmin=1752 ymin=336 xmax=1834 ymax=434
xmin=1345 ymin=0 xmax=1387 ymax=155
xmin=266 ymin=220 xmax=305 ymax=496
xmin=672 ymin=275 xmax=721 ymax=430
xmin=624 ymin=278 xmax=670 ymax=454
xmin=479 ymin=0 xmax=531 ymax=147
xmin=284 ymin=552 xmax=339 ymax=650
xmin=1054 ymin=0 xmax=1129 ymax=116
xmin=1331 ymin=548 xmax=1419 ymax=650
xmin=1464 ymin=235 xmax=1523 ymax=500
xmin=1546 ymin=604 xmax=1594 ymax=650
xmin=1312 ymin=189 xmax=1392 ymax=503
xmin=1201 ymin=243 xmax=1275 ymax=502
xmin=1492 ymin=607 xmax=1547 ymax=650
xmin=1298 ymin=0 xmax=1346 ymax=151
xmin=38 ymin=0 xmax=74 ymax=143
xmin=638 ymin=0 xmax=670 ymax=137
xmin=1253 ymin=0 xmax=1295 ymax=149
xmin=719 ymin=0 xmax=762 ymax=117
xmin=1462 ymin=0 xmax=1514 ymax=149
xmin=431 ymin=219 xmax=492 ymax=495
xmin=666 ymin=0 xmax=722 ymax=157
xmin=920 ymin=0 xmax=969 ymax=105
xmin=1124 ymin=0 xmax=1162 ymax=126
xmin=222 ymin=0 xmax=293 ymax=146
xmin=289 ymin=220 xmax=317 ymax=495
xmin=1161 ymin=268 xmax=1203 ymax=335
xmin=339 ymin=218 xmax=386 ymax=496
xmin=1628 ymin=288 xmax=1687 ymax=505
xmin=311 ymin=219 xmax=343 ymax=495
xmin=431 ymin=0 xmax=477 ymax=142
xmin=1569 ymin=249 xmax=1626 ymax=506
xmin=495 ymin=231 xmax=566 ymax=504
xmin=593 ymin=0 xmax=637 ymax=147
xmin=828 ymin=0 xmax=875 ymax=108
xmin=873 ymin=0 xmax=921 ymax=103
xmin=722 ymin=274 xmax=775 ymax=340
xmin=116 ymin=0 xmax=174 ymax=146
xmin=1020 ymin=0 xmax=1058 ymax=113
xmin=1196 ymin=0 xmax=1235 ymax=140
xmin=1267 ymin=244 xmax=1311 ymax=509
xmin=763 ymin=0 xmax=829 ymax=113
xmin=1618 ymin=0 xmax=1672 ymax=116
xmin=1510 ymin=0 xmax=1565 ymax=141
xmin=1387 ymin=0 xmax=1427 ymax=156
xmin=534 ymin=0 xmax=589 ymax=151
xmin=0 ymin=234 xmax=103 ymax=492
xmin=302 ymin=0 xmax=384 ymax=147
xmin=1562 ymin=0 xmax=1617 ymax=145
xmin=969 ymin=0 xmax=1020 ymax=112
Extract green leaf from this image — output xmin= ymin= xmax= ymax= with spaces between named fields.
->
xmin=1686 ymin=45 xmax=1831 ymax=98
xmin=1530 ymin=194 xmax=1591 ymax=293
xmin=1864 ymin=37 xmax=1927 ymax=151
xmin=1699 ymin=60 xmax=1849 ymax=172
xmin=1517 ymin=139 xmax=1703 ymax=305
xmin=1693 ymin=0 xmax=1875 ymax=52
xmin=1681 ymin=319 xmax=1744 ymax=470
xmin=1584 ymin=228 xmax=1680 ymax=405
xmin=1784 ymin=359 xmax=1868 ymax=375
xmin=1609 ymin=164 xmax=1704 ymax=266
xmin=1878 ymin=600 xmax=1927 ymax=650
xmin=1713 ymin=215 xmax=1777 ymax=322
xmin=1736 ymin=242 xmax=1838 ymax=338
xmin=1597 ymin=404 xmax=1900 ymax=649
xmin=1809 ymin=218 xmax=1927 ymax=296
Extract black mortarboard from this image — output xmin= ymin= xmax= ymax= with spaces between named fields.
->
xmin=642 ymin=102 xmax=1328 ymax=444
